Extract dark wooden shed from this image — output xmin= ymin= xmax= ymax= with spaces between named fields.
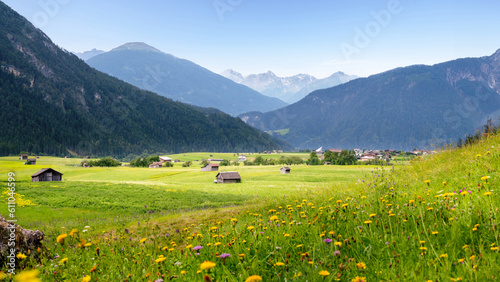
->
xmin=20 ymin=154 xmax=28 ymax=160
xmin=216 ymin=172 xmax=241 ymax=183
xmin=25 ymin=158 xmax=37 ymax=165
xmin=280 ymin=167 xmax=291 ymax=174
xmin=31 ymin=168 xmax=63 ymax=182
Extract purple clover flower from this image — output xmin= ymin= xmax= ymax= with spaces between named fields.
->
xmin=193 ymin=245 xmax=203 ymax=251
xmin=220 ymin=253 xmax=231 ymax=259
xmin=324 ymin=238 xmax=332 ymax=243
xmin=334 ymin=250 xmax=341 ymax=256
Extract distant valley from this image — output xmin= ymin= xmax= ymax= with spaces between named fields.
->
xmin=221 ymin=69 xmax=358 ymax=103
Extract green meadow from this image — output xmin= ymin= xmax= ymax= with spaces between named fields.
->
xmin=0 ymin=154 xmax=369 ymax=228
xmin=1 ymin=138 xmax=499 ymax=281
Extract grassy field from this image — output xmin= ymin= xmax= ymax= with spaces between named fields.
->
xmin=2 ymin=137 xmax=499 ymax=281
xmin=0 ymin=155 xmax=369 ymax=229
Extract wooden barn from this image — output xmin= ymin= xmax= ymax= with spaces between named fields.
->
xmin=216 ymin=172 xmax=241 ymax=184
xmin=20 ymin=154 xmax=28 ymax=160
xmin=149 ymin=162 xmax=162 ymax=168
xmin=160 ymin=157 xmax=172 ymax=163
xmin=25 ymin=158 xmax=37 ymax=165
xmin=280 ymin=167 xmax=291 ymax=174
xmin=32 ymin=168 xmax=63 ymax=182
xmin=201 ymin=163 xmax=219 ymax=172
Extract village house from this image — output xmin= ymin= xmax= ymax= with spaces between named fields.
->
xmin=149 ymin=162 xmax=162 ymax=168
xmin=201 ymin=163 xmax=219 ymax=172
xmin=280 ymin=167 xmax=291 ymax=174
xmin=215 ymin=172 xmax=241 ymax=183
xmin=160 ymin=156 xmax=172 ymax=163
xmin=32 ymin=168 xmax=63 ymax=182
xmin=20 ymin=154 xmax=28 ymax=160
xmin=25 ymin=158 xmax=36 ymax=165
xmin=238 ymin=155 xmax=247 ymax=162
xmin=328 ymin=149 xmax=342 ymax=153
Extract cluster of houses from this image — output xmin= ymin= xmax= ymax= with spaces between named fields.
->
xmin=315 ymin=147 xmax=435 ymax=162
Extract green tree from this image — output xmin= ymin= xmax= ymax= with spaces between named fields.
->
xmin=307 ymin=152 xmax=320 ymax=165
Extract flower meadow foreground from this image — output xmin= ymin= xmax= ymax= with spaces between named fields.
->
xmin=3 ymin=138 xmax=500 ymax=281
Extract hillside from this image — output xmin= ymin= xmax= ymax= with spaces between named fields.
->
xmin=240 ymin=51 xmax=500 ymax=150
xmin=86 ymin=43 xmax=287 ymax=116
xmin=0 ymin=2 xmax=291 ymax=157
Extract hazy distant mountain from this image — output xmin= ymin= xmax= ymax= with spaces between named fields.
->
xmin=0 ymin=3 xmax=291 ymax=156
xmin=221 ymin=70 xmax=357 ymax=103
xmin=221 ymin=70 xmax=315 ymax=102
xmin=74 ymin=48 xmax=105 ymax=60
xmin=287 ymin=72 xmax=359 ymax=103
xmin=220 ymin=69 xmax=244 ymax=83
xmin=86 ymin=43 xmax=287 ymax=116
xmin=240 ymin=50 xmax=500 ymax=150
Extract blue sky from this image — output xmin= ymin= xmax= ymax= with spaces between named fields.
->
xmin=3 ymin=0 xmax=500 ymax=78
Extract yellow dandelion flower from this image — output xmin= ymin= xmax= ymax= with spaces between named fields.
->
xmin=484 ymin=191 xmax=492 ymax=196
xmin=200 ymin=261 xmax=216 ymax=270
xmin=82 ymin=275 xmax=91 ymax=282
xmin=369 ymin=214 xmax=376 ymax=217
xmin=247 ymin=226 xmax=255 ymax=231
xmin=440 ymin=254 xmax=448 ymax=258
xmin=16 ymin=253 xmax=27 ymax=260
xmin=57 ymin=234 xmax=67 ymax=244
xmin=481 ymin=176 xmax=490 ymax=181
xmin=356 ymin=262 xmax=366 ymax=269
xmin=334 ymin=242 xmax=342 ymax=247
xmin=319 ymin=270 xmax=330 ymax=276
xmin=424 ymin=180 xmax=430 ymax=184
xmin=156 ymin=256 xmax=167 ymax=263
xmin=275 ymin=262 xmax=285 ymax=266
xmin=432 ymin=231 xmax=438 ymax=235
xmin=139 ymin=238 xmax=147 ymax=243
xmin=351 ymin=276 xmax=367 ymax=282
xmin=245 ymin=275 xmax=263 ymax=282
xmin=419 ymin=241 xmax=426 ymax=244
xmin=60 ymin=258 xmax=69 ymax=264
xmin=69 ymin=229 xmax=78 ymax=237
xmin=364 ymin=220 xmax=372 ymax=224
xmin=15 ymin=270 xmax=41 ymax=282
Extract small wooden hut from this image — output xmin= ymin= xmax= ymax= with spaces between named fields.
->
xmin=280 ymin=167 xmax=291 ymax=174
xmin=149 ymin=162 xmax=162 ymax=168
xmin=201 ymin=163 xmax=219 ymax=172
xmin=216 ymin=172 xmax=241 ymax=183
xmin=31 ymin=168 xmax=63 ymax=182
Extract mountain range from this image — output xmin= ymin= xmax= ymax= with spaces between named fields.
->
xmin=85 ymin=43 xmax=287 ymax=116
xmin=240 ymin=50 xmax=500 ymax=150
xmin=74 ymin=48 xmax=105 ymax=61
xmin=0 ymin=2 xmax=290 ymax=157
xmin=220 ymin=70 xmax=358 ymax=103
